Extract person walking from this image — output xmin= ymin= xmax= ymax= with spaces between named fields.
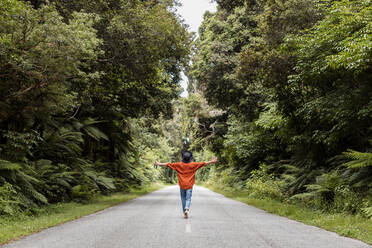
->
xmin=154 ymin=151 xmax=218 ymax=219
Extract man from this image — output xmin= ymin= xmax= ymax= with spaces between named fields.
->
xmin=155 ymin=151 xmax=218 ymax=219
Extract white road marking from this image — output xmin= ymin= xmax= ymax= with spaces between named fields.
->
xmin=186 ymin=224 xmax=191 ymax=233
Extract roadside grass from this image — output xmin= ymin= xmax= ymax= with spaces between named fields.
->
xmin=204 ymin=184 xmax=372 ymax=245
xmin=0 ymin=183 xmax=165 ymax=245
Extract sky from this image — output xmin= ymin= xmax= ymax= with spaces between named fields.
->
xmin=176 ymin=0 xmax=217 ymax=97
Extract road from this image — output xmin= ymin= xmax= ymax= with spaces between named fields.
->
xmin=3 ymin=185 xmax=371 ymax=248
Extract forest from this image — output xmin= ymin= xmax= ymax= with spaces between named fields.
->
xmin=0 ymin=0 xmax=190 ymax=215
xmin=0 ymin=0 xmax=371 ymax=222
xmin=188 ymin=0 xmax=372 ymax=219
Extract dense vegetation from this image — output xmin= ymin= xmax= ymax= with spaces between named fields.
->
xmin=0 ymin=0 xmax=189 ymax=215
xmin=1 ymin=0 xmax=371 ymax=224
xmin=188 ymin=0 xmax=372 ymax=219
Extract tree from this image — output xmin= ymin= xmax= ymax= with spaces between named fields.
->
xmin=0 ymin=0 xmax=101 ymax=133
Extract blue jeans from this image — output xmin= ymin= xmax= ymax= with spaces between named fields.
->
xmin=180 ymin=187 xmax=193 ymax=212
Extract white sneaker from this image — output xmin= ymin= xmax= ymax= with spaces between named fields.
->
xmin=184 ymin=208 xmax=189 ymax=219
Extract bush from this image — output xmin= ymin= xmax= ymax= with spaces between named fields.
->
xmin=362 ymin=205 xmax=372 ymax=219
xmin=245 ymin=164 xmax=284 ymax=201
xmin=291 ymin=171 xmax=365 ymax=214
xmin=204 ymin=166 xmax=245 ymax=191
xmin=0 ymin=183 xmax=21 ymax=216
xmin=333 ymin=185 xmax=364 ymax=214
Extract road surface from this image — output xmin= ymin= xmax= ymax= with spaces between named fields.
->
xmin=3 ymin=185 xmax=371 ymax=248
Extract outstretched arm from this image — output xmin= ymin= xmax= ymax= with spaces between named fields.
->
xmin=205 ymin=157 xmax=218 ymax=165
xmin=154 ymin=161 xmax=168 ymax=167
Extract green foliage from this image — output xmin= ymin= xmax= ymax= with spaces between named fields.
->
xmin=246 ymin=164 xmax=284 ymax=201
xmin=192 ymin=0 xmax=372 ymax=220
xmin=205 ymin=167 xmax=244 ymax=190
xmin=223 ymin=113 xmax=283 ymax=174
xmin=190 ymin=0 xmax=372 ymax=205
xmin=36 ymin=127 xmax=84 ymax=163
xmin=194 ymin=148 xmax=216 ymax=182
xmin=34 ymin=159 xmax=75 ymax=202
xmin=0 ymin=183 xmax=21 ymax=216
xmin=254 ymin=103 xmax=284 ymax=130
xmin=343 ymin=148 xmax=372 ymax=169
xmin=0 ymin=159 xmax=48 ymax=209
xmin=70 ymin=185 xmax=92 ymax=202
xmin=63 ymin=0 xmax=191 ymax=118
xmin=74 ymin=118 xmax=109 ymax=142
xmin=362 ymin=206 xmax=372 ymax=219
xmin=0 ymin=0 xmax=189 ymax=216
xmin=190 ymin=4 xmax=263 ymax=112
xmin=0 ymin=130 xmax=41 ymax=161
xmin=315 ymin=0 xmax=372 ymax=72
xmin=338 ymin=144 xmax=372 ymax=191
xmin=0 ymin=1 xmax=101 ymax=129
xmin=291 ymin=171 xmax=365 ymax=214
xmin=279 ymin=0 xmax=372 ymax=154
xmin=291 ymin=171 xmax=341 ymax=205
xmin=1 ymin=0 xmax=371 ymax=224
xmin=333 ymin=186 xmax=364 ymax=214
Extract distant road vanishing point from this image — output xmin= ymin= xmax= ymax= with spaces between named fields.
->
xmin=3 ymin=185 xmax=371 ymax=248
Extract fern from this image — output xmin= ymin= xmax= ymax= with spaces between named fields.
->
xmin=343 ymin=149 xmax=372 ymax=168
xmin=0 ymin=159 xmax=48 ymax=209
xmin=0 ymin=183 xmax=21 ymax=216
xmin=96 ymin=175 xmax=115 ymax=190
xmin=279 ymin=160 xmax=323 ymax=195
xmin=72 ymin=118 xmax=109 ymax=141
xmin=290 ymin=192 xmax=316 ymax=200
xmin=0 ymin=160 xmax=22 ymax=171
xmin=71 ymin=185 xmax=94 ymax=201
xmin=35 ymin=159 xmax=76 ymax=193
xmin=37 ymin=127 xmax=84 ymax=163
xmin=17 ymin=171 xmax=48 ymax=204
xmin=84 ymin=170 xmax=116 ymax=190
xmin=362 ymin=206 xmax=372 ymax=219
xmin=291 ymin=171 xmax=342 ymax=205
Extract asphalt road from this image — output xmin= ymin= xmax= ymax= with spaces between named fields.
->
xmin=3 ymin=185 xmax=371 ymax=248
